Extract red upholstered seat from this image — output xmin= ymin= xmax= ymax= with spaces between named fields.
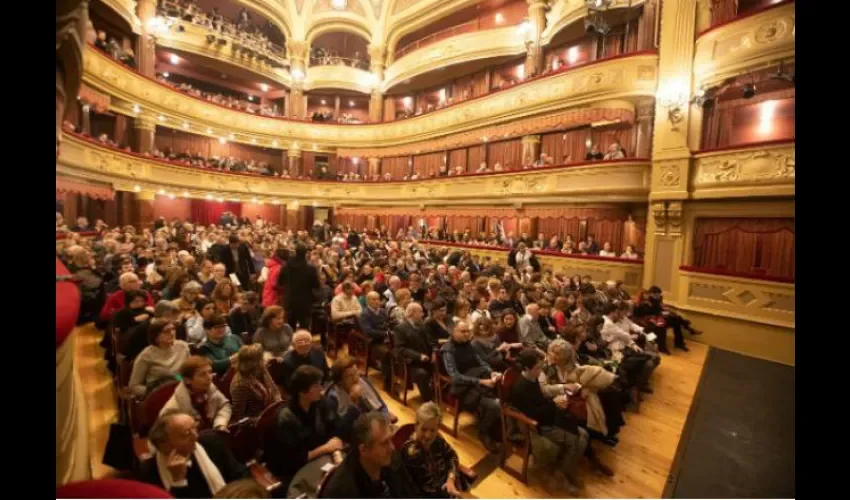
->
xmin=57 ymin=479 xmax=172 ymax=498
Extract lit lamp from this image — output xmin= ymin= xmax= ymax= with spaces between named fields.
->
xmin=656 ymin=80 xmax=689 ymax=130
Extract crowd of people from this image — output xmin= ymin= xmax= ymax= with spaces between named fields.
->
xmin=94 ymin=29 xmax=136 ymax=68
xmin=58 ymin=211 xmax=698 ymax=497
xmin=157 ymin=76 xmax=283 ymax=117
xmin=310 ymin=111 xmax=365 ymax=124
xmin=150 ymin=147 xmax=279 ymax=176
xmin=310 ymin=47 xmax=369 ymax=70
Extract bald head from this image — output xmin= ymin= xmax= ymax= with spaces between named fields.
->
xmin=526 ymin=303 xmax=540 ymax=318
xmin=119 ymin=272 xmax=141 ymax=291
xmin=292 ymin=329 xmax=313 ymax=355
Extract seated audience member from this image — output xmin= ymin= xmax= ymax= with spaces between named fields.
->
xmin=186 ymin=298 xmax=231 ymax=344
xmin=471 ymin=316 xmax=517 ymax=372
xmin=100 ymin=272 xmax=155 ymax=323
xmin=551 ymin=296 xmax=571 ymax=336
xmin=358 ymin=291 xmax=392 ymax=389
xmin=401 ymin=402 xmax=468 ymax=498
xmin=128 ymin=320 xmax=191 ymax=397
xmin=319 ymin=412 xmax=419 ymax=498
xmin=136 ymin=409 xmax=248 ymax=498
xmin=213 ymin=478 xmax=270 ymax=499
xmin=393 ymin=302 xmax=435 ymax=402
xmin=202 ymin=263 xmax=229 ymax=296
xmin=440 ymin=320 xmax=502 ymax=453
xmin=199 ymin=315 xmax=244 ymax=376
xmin=171 ymin=281 xmax=202 ymax=319
xmin=331 ymin=281 xmax=362 ymax=326
xmin=536 ymin=299 xmax=558 ymax=339
xmin=598 ymin=242 xmax=617 ymax=258
xmin=585 ymin=144 xmax=604 ymax=161
xmin=211 ymin=279 xmax=237 ymax=315
xmin=113 ymin=289 xmax=153 ymax=345
xmin=123 ymin=301 xmax=183 ymax=360
xmin=539 ymin=339 xmax=624 ymax=442
xmin=496 ymin=309 xmax=521 ymax=346
xmin=603 ymin=142 xmax=626 ymax=160
xmin=227 ymin=291 xmax=260 ymax=342
xmin=161 ymin=356 xmax=232 ymax=432
xmin=279 ymin=330 xmax=330 ymax=392
xmin=585 ymin=236 xmax=601 ymax=255
xmin=488 ymin=287 xmax=516 ymax=317
xmin=519 ymin=303 xmax=552 ymax=353
xmin=266 ymin=365 xmax=342 ymax=497
xmin=252 ymin=305 xmax=293 ymax=357
xmin=470 ymin=293 xmax=492 ymax=324
xmin=620 ymin=245 xmax=639 ymax=259
xmin=424 ymin=298 xmax=453 ymax=344
xmin=326 ymin=357 xmax=391 ymax=441
xmin=600 ymin=303 xmax=658 ymax=393
xmin=509 ymin=349 xmax=612 ymax=495
xmin=229 ymin=344 xmax=282 ymax=422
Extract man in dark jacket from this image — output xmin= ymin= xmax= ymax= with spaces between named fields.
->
xmin=347 ymin=230 xmax=362 ymax=249
xmin=359 ymin=291 xmax=392 ymax=389
xmin=392 ymin=302 xmax=434 ymax=402
xmin=319 ymin=412 xmax=419 ymax=498
xmin=136 ymin=409 xmax=248 ymax=498
xmin=278 ymin=244 xmax=320 ymax=330
xmin=279 ymin=330 xmax=330 ymax=393
xmin=220 ymin=235 xmax=256 ymax=291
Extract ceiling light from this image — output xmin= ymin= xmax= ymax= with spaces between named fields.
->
xmin=217 ymin=197 xmax=224 ymax=203
xmin=349 ymin=100 xmax=355 ymax=107
xmin=182 ymin=191 xmax=189 ymax=197
xmin=567 ymin=46 xmax=579 ymax=64
xmin=206 ymin=127 xmax=213 ymax=134
xmin=169 ymin=54 xmax=179 ymax=65
xmin=272 ymin=200 xmax=280 ymax=205
xmin=272 ymin=140 xmax=279 ymax=147
xmin=251 ymin=197 xmax=258 ymax=204
xmin=247 ymin=96 xmax=254 ymax=101
xmin=495 ymin=13 xmax=505 ymax=24
xmin=313 ymin=144 xmax=317 ymax=149
xmin=259 ymin=83 xmax=269 ymax=92
xmin=321 ymin=99 xmax=327 ymax=105
xmin=157 ymin=188 xmax=165 ymax=195
xmin=162 ymin=72 xmax=170 ymax=78
xmin=168 ymin=193 xmax=175 ymax=199
xmin=291 ymin=69 xmax=305 ymax=81
xmin=219 ymin=137 xmax=227 ymax=144
xmin=182 ymin=121 xmax=189 ymax=129
xmin=517 ymin=20 xmax=531 ymax=35
xmin=206 ymin=194 xmax=213 ymax=200
xmin=132 ymin=104 xmax=140 ymax=113
xmin=133 ymin=185 xmax=141 ymax=192
xmin=482 ymin=136 xmax=489 ymax=142
xmin=331 ymin=0 xmax=347 ymax=10
xmin=229 ymin=133 xmax=235 ymax=139
xmin=158 ymin=115 xmax=166 ymax=121
xmin=251 ymin=138 xmax=257 ymax=144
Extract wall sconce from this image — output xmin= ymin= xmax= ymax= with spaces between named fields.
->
xmin=656 ymin=80 xmax=689 ymax=130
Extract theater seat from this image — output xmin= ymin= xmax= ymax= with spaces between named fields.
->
xmin=57 ymin=479 xmax=172 ymax=498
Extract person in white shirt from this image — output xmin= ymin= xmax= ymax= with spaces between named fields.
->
xmin=476 ymin=162 xmax=489 ymax=173
xmin=518 ymin=303 xmax=550 ymax=353
xmin=598 ymin=242 xmax=617 ymax=258
xmin=599 ymin=303 xmax=658 ymax=393
xmin=513 ymin=243 xmax=533 ymax=271
xmin=620 ymin=245 xmax=639 ymax=259
xmin=331 ymin=282 xmax=363 ymax=325
xmin=470 ymin=293 xmax=492 ymax=325
xmin=383 ymin=275 xmax=401 ymax=308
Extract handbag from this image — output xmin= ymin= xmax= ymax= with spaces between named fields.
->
xmin=566 ymin=392 xmax=588 ymax=421
xmin=102 ymin=401 xmax=135 ymax=470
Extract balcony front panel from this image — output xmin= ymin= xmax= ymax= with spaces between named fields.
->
xmin=691 ymin=140 xmax=794 ymax=199
xmin=57 ymin=134 xmax=651 ymax=205
xmin=154 ymin=22 xmax=292 ymax=87
xmin=677 ymin=267 xmax=794 ymax=330
xmin=83 ymin=46 xmax=659 ymax=148
xmin=541 ymin=0 xmax=647 ymax=46
xmin=304 ymin=64 xmax=375 ymax=94
xmin=383 ymin=26 xmax=527 ymax=91
xmin=421 ymin=241 xmax=645 ymax=292
xmin=100 ymin=0 xmax=142 ymax=34
xmin=693 ymin=0 xmax=795 ymax=87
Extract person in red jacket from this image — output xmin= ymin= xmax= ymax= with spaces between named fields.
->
xmin=99 ymin=272 xmax=154 ymax=323
xmin=262 ymin=248 xmax=289 ymax=308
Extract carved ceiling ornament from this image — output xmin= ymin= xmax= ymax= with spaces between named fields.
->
xmin=666 ymin=201 xmax=683 ymax=237
xmin=659 ymin=162 xmax=680 ymax=187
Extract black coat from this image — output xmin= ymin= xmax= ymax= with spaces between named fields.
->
xmin=393 ymin=321 xmax=435 ymax=364
xmin=277 ymin=257 xmax=320 ymax=309
xmin=319 ymin=451 xmax=420 ymax=498
xmin=135 ymin=431 xmax=248 ymax=499
xmin=507 ymin=250 xmax=541 ymax=272
xmin=219 ymin=244 xmax=256 ymax=288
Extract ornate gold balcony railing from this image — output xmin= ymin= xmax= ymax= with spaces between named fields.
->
xmin=693 ymin=0 xmax=795 ymax=88
xmin=57 ymin=133 xmax=651 ymax=206
xmin=303 ymin=64 xmax=376 ymax=94
xmin=690 ymin=139 xmax=794 ymax=199
xmin=83 ymin=45 xmax=659 ymax=149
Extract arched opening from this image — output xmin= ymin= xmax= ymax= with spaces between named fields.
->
xmin=310 ymin=32 xmax=370 ymax=70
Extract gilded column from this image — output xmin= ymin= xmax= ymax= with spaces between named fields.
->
xmin=334 ymin=95 xmax=341 ymax=118
xmin=132 ymin=111 xmax=156 ymax=154
xmin=368 ymin=157 xmax=381 ymax=177
xmin=642 ymin=0 xmax=698 ymax=298
xmin=634 ymin=100 xmax=655 ymax=158
xmin=521 ymin=134 xmax=541 ymax=167
xmin=134 ymin=190 xmax=156 ymax=229
xmin=288 ymin=86 xmax=305 ymax=119
xmin=368 ymin=44 xmax=386 ymax=123
xmin=287 ymin=39 xmax=309 ymax=81
xmin=288 ymin=147 xmax=302 ymax=177
xmin=135 ymin=0 xmax=157 ymax=77
xmin=524 ymin=0 xmax=547 ymax=78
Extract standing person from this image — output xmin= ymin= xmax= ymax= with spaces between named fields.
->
xmin=221 ymin=235 xmax=256 ymax=291
xmin=278 ymin=244 xmax=320 ymax=330
xmin=262 ymin=248 xmax=288 ymax=307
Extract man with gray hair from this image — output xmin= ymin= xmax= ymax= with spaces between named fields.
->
xmin=519 ymin=303 xmax=552 ymax=353
xmin=359 ymin=291 xmax=392 ymax=390
xmin=136 ymin=409 xmax=248 ymax=497
xmin=99 ymin=271 xmax=155 ymax=323
xmin=383 ymin=275 xmax=402 ymax=308
xmin=392 ymin=302 xmax=434 ymax=402
xmin=319 ymin=412 xmax=419 ymax=498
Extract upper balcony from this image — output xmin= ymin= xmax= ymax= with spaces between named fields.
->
xmin=694 ymin=0 xmax=795 ymax=88
xmin=82 ymin=45 xmax=659 ymax=148
xmin=304 ymin=64 xmax=376 ymax=94
xmin=57 ymin=132 xmax=652 ymax=206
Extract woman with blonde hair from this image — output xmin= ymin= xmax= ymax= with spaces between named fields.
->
xmin=539 ymin=339 xmax=624 ymax=443
xmin=211 ymin=279 xmax=237 ymax=315
xmin=400 ymin=402 xmax=468 ymax=498
xmin=229 ymin=344 xmax=281 ymax=422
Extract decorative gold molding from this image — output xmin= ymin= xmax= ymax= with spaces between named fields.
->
xmin=57 ymin=133 xmax=651 ymax=206
xmin=154 ymin=22 xmax=291 ymax=86
xmin=83 ymin=46 xmax=658 ymax=149
xmin=693 ymin=1 xmax=795 ymax=88
xmin=304 ymin=64 xmax=375 ymax=93
xmin=691 ymin=141 xmax=795 ymax=199
xmin=678 ymin=269 xmax=794 ymax=329
xmin=651 ymin=201 xmax=667 ymax=235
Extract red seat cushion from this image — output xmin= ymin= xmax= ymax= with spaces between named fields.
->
xmin=57 ymin=479 xmax=172 ymax=498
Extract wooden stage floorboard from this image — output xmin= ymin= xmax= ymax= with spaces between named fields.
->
xmin=74 ymin=323 xmax=707 ymax=498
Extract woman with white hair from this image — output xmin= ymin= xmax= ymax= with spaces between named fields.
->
xmin=400 ymin=402 xmax=467 ymax=498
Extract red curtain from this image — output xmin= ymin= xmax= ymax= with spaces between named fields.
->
xmin=537 ymin=218 xmax=582 ymax=245
xmin=448 ymin=148 xmax=468 ymax=172
xmin=591 ymin=125 xmax=635 ymax=157
xmin=413 ymin=152 xmax=445 ymax=177
xmin=155 ymin=130 xmax=283 ymax=170
xmin=586 ymin=219 xmax=625 ymax=253
xmin=693 ymin=218 xmax=795 ymax=279
xmin=382 ymin=156 xmax=411 ymax=179
xmin=487 ymin=139 xmax=523 ymax=169
xmin=541 ymin=127 xmax=590 ymax=165
xmin=702 ymin=95 xmax=795 ymax=149
xmin=467 ymin=145 xmax=485 ymax=170
xmin=190 ymin=200 xmax=242 ymax=226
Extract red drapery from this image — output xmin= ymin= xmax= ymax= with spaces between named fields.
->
xmin=487 ymin=139 xmax=523 ymax=169
xmin=155 ymin=130 xmax=283 ymax=171
xmin=413 ymin=152 xmax=445 ymax=177
xmin=382 ymin=156 xmax=411 ymax=179
xmin=702 ymin=92 xmax=795 ymax=149
xmin=591 ymin=125 xmax=636 ymax=156
xmin=541 ymin=127 xmax=591 ymax=164
xmin=692 ymin=217 xmax=795 ymax=279
xmin=190 ymin=200 xmax=242 ymax=226
xmin=448 ymin=149 xmax=468 ymax=172
xmin=467 ymin=145 xmax=486 ymax=170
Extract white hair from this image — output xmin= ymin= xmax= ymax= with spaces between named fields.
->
xmin=405 ymin=302 xmax=423 ymax=317
xmin=416 ymin=401 xmax=442 ymax=424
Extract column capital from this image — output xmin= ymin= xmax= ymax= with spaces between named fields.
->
xmin=287 ymin=148 xmax=302 ymax=158
xmin=286 ymin=39 xmax=309 ymax=61
xmin=367 ymin=44 xmax=386 ymax=64
xmin=521 ymin=134 xmax=541 ymax=145
xmin=133 ymin=112 xmax=157 ymax=131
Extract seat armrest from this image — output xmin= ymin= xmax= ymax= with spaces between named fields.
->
xmin=249 ymin=461 xmax=282 ymax=491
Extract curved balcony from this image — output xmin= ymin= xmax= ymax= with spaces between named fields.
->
xmin=383 ymin=26 xmax=528 ymax=91
xmin=153 ymin=21 xmax=291 ymax=87
xmin=693 ymin=0 xmax=795 ymax=87
xmin=83 ymin=45 xmax=659 ymax=148
xmin=304 ymin=64 xmax=375 ymax=94
xmin=57 ymin=133 xmax=651 ymax=206
xmin=541 ymin=0 xmax=647 ymax=46
xmin=100 ymin=0 xmax=142 ymax=34
xmin=690 ymin=139 xmax=794 ymax=199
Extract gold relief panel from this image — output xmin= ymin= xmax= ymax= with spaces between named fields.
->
xmin=679 ymin=268 xmax=794 ymax=329
xmin=83 ymin=46 xmax=658 ymax=148
xmin=693 ymin=1 xmax=795 ymax=87
xmin=692 ymin=141 xmax=795 ymax=199
xmin=57 ymin=134 xmax=651 ymax=205
xmin=304 ymin=64 xmax=375 ymax=93
xmin=650 ymin=158 xmax=689 ymax=200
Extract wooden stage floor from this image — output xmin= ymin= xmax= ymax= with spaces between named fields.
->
xmin=74 ymin=324 xmax=708 ymax=498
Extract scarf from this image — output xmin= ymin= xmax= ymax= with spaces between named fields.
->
xmin=174 ymin=383 xmax=214 ymax=430
xmin=155 ymin=443 xmax=226 ymax=495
